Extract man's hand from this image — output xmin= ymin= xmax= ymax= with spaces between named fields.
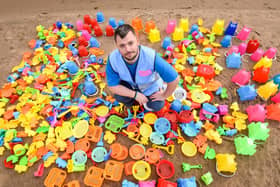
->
xmin=150 ymin=77 xmax=179 ymax=101
xmin=150 ymin=89 xmax=166 ymax=101
xmin=135 ymin=92 xmax=149 ymax=105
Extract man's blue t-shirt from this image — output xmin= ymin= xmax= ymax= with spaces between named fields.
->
xmin=106 ymin=52 xmax=178 ymax=87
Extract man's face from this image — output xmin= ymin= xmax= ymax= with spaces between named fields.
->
xmin=115 ymin=31 xmax=139 ymax=62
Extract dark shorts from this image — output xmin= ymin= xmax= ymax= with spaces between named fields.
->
xmin=114 ymin=81 xmax=164 ymax=112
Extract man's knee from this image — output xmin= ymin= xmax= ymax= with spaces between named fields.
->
xmin=114 ymin=94 xmax=134 ymax=107
xmin=147 ymin=100 xmax=165 ymax=112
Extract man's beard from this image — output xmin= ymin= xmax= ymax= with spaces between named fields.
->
xmin=124 ymin=50 xmax=139 ymax=61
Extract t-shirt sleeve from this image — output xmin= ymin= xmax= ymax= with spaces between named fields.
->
xmin=154 ymin=53 xmax=178 ymax=83
xmin=106 ymin=57 xmax=121 ymax=86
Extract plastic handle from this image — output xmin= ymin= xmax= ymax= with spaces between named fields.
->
xmin=191 ymin=164 xmax=202 ymax=169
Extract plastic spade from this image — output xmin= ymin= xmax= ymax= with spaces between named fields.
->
xmin=182 ymin=162 xmax=202 ymax=172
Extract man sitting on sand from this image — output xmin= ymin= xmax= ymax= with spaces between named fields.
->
xmin=106 ymin=24 xmax=179 ymax=111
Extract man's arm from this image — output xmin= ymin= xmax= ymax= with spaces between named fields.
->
xmin=108 ymin=85 xmax=135 ymax=98
xmin=106 ymin=57 xmax=122 ymax=88
xmin=162 ymin=76 xmax=180 ymax=98
xmin=106 ymin=60 xmax=135 ymax=98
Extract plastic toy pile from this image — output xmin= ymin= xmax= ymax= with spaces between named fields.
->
xmin=0 ymin=12 xmax=279 ymax=187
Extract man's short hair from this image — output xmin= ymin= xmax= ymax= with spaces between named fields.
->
xmin=114 ymin=24 xmax=136 ymax=42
